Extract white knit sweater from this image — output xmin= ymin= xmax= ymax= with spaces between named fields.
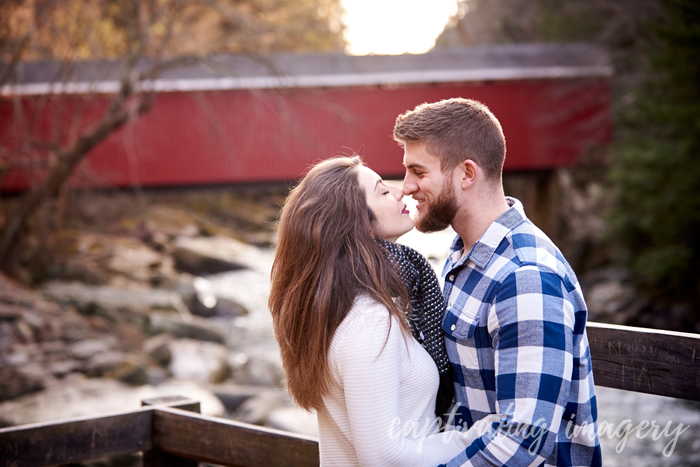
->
xmin=316 ymin=295 xmax=486 ymax=466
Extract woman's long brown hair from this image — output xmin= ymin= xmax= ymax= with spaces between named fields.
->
xmin=269 ymin=156 xmax=410 ymax=411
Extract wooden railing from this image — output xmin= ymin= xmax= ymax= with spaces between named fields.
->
xmin=2 ymin=322 xmax=699 ymax=467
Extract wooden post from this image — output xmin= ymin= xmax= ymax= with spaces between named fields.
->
xmin=142 ymin=396 xmax=201 ymax=467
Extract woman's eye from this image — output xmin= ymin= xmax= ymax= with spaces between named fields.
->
xmin=383 ymin=190 xmax=390 ymax=195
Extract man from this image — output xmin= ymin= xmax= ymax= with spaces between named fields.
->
xmin=394 ymin=98 xmax=601 ymax=467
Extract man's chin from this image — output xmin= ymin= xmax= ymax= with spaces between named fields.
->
xmin=414 ymin=187 xmax=458 ymax=233
xmin=414 ymin=214 xmax=452 ymax=233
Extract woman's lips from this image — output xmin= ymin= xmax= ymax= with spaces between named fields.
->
xmin=402 ymin=205 xmax=410 ymax=214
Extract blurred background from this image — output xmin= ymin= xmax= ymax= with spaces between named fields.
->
xmin=1 ymin=1 xmax=699 ymax=466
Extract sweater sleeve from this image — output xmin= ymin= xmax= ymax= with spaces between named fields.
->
xmin=333 ymin=302 xmax=482 ymax=467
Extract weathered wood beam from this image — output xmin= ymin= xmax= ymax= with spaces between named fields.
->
xmin=152 ymin=407 xmax=320 ymax=467
xmin=142 ymin=396 xmax=200 ymax=467
xmin=587 ymin=321 xmax=700 ymax=401
xmin=0 ymin=408 xmax=152 ymax=467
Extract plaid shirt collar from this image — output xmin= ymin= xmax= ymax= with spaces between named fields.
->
xmin=444 ymin=197 xmax=527 ymax=273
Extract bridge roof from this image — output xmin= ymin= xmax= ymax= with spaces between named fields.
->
xmin=1 ymin=43 xmax=611 ymax=96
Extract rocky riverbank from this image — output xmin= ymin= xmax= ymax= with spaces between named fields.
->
xmin=0 ymin=188 xmax=316 ymax=448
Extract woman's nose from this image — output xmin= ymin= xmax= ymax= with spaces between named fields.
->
xmin=391 ymin=185 xmax=403 ymax=200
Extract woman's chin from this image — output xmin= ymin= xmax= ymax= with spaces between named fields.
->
xmin=393 ymin=228 xmax=416 ymax=242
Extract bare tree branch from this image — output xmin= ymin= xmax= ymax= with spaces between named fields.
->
xmin=0 ymin=43 xmax=157 ymax=263
xmin=0 ymin=30 xmax=32 ymax=88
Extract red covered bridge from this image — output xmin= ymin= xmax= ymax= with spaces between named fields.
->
xmin=0 ymin=43 xmax=611 ymax=192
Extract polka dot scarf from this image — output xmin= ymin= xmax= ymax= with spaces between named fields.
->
xmin=376 ymin=238 xmax=455 ymax=420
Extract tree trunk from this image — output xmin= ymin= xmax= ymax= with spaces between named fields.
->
xmin=0 ymin=92 xmax=153 ymax=267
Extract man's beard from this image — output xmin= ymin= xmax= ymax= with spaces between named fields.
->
xmin=414 ymin=183 xmax=458 ymax=233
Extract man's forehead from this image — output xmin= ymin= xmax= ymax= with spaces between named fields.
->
xmin=403 ymin=144 xmax=440 ymax=168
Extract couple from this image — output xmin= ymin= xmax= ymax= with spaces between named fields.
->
xmin=269 ymin=98 xmax=602 ymax=466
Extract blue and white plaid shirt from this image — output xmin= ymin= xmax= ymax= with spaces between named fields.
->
xmin=440 ymin=197 xmax=601 ymax=467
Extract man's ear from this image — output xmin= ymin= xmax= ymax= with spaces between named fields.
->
xmin=457 ymin=159 xmax=478 ymax=189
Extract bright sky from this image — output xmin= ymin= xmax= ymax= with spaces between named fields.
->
xmin=341 ymin=0 xmax=459 ymax=55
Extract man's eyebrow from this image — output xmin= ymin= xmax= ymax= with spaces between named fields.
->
xmin=404 ymin=162 xmax=428 ymax=171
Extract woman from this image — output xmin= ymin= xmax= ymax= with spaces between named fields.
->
xmin=269 ymin=156 xmax=494 ymax=466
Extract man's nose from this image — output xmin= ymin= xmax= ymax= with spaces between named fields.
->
xmin=403 ymin=177 xmax=417 ymax=196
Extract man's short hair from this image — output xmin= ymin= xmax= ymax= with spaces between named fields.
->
xmin=393 ymin=98 xmax=506 ymax=181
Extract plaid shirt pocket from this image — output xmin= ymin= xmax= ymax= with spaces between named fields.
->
xmin=443 ymin=304 xmax=482 ymax=376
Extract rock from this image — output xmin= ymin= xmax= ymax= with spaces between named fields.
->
xmin=143 ymin=334 xmax=172 ymax=367
xmin=173 ymin=280 xmax=198 ymax=305
xmin=266 ymin=407 xmax=318 ymax=437
xmin=60 ymin=255 xmax=112 ymax=285
xmin=227 ymin=352 xmax=250 ymax=378
xmin=0 ymin=343 xmax=58 ymax=401
xmin=105 ymin=242 xmax=172 ymax=285
xmin=148 ymin=230 xmax=171 ymax=252
xmin=168 ymin=338 xmax=230 ymax=384
xmin=172 ymin=236 xmax=266 ymax=275
xmin=40 ymin=281 xmax=189 ymax=315
xmin=187 ymin=277 xmax=250 ymax=318
xmin=0 ymin=303 xmax=24 ymax=320
xmin=146 ymin=367 xmax=170 ymax=386
xmin=115 ymin=307 xmax=153 ymax=335
xmin=139 ymin=206 xmax=201 ymax=239
xmin=85 ymin=351 xmax=130 ymax=376
xmin=0 ymin=377 xmax=225 ymax=426
xmin=0 ymin=360 xmax=48 ymax=402
xmin=213 ymin=297 xmax=249 ymax=317
xmin=14 ymin=320 xmax=34 ymax=343
xmin=0 ymin=321 xmax=14 ymax=353
xmin=58 ymin=233 xmax=181 ymax=287
xmin=39 ymin=340 xmax=65 ymax=353
xmin=149 ymin=312 xmax=225 ymax=344
xmin=240 ymin=231 xmax=277 ymax=248
xmin=45 ymin=359 xmax=81 ymax=378
xmin=188 ymin=277 xmax=219 ymax=317
xmin=104 ymin=355 xmax=149 ymax=386
xmin=57 ymin=313 xmax=92 ymax=342
xmin=229 ymin=350 xmax=283 ymax=387
xmin=69 ymin=338 xmax=115 ymax=360
xmin=208 ymin=383 xmax=263 ymax=413
xmin=231 ymin=389 xmax=293 ymax=425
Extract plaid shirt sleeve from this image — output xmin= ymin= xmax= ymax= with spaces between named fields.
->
xmin=442 ymin=265 xmax=577 ymax=467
